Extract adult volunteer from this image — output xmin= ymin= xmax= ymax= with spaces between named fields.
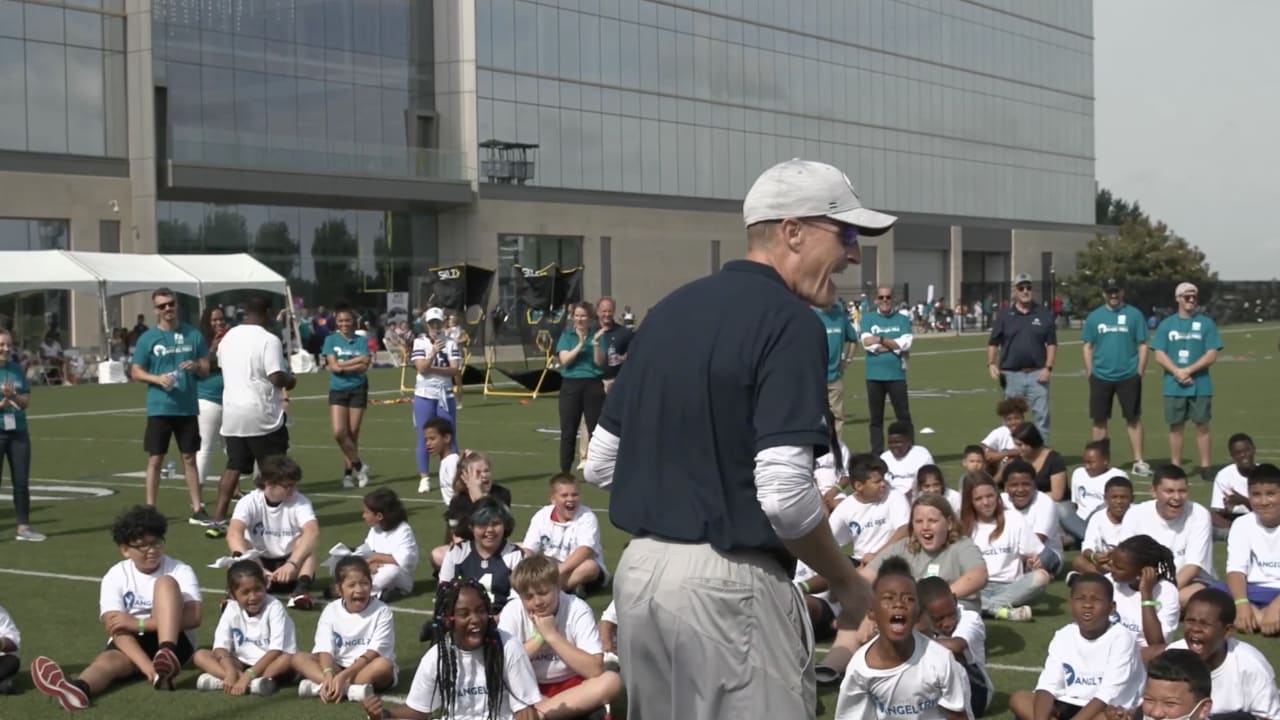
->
xmin=584 ymin=158 xmax=890 ymax=718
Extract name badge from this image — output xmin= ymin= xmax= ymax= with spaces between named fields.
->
xmin=925 ymin=563 xmax=941 ymax=578
xmin=2 ymin=414 xmax=15 ymax=431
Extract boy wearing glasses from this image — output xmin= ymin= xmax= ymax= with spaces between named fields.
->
xmin=31 ymin=505 xmax=203 ymax=711
xmin=1151 ymin=282 xmax=1222 ymax=481
xmin=130 ymin=287 xmax=210 ymax=524
xmin=986 ymin=272 xmax=1057 ymax=445
xmin=860 ymin=286 xmax=914 ymax=455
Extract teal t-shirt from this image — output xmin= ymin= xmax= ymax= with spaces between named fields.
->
xmin=323 ymin=332 xmax=371 ymax=391
xmin=814 ymin=304 xmax=858 ymax=382
xmin=1150 ymin=313 xmax=1222 ymax=397
xmin=862 ymin=310 xmax=913 ymax=382
xmin=0 ymin=360 xmax=30 ymax=432
xmin=196 ymin=369 xmax=224 ymax=404
xmin=132 ymin=323 xmax=207 ymax=416
xmin=555 ymin=330 xmax=603 ymax=380
xmin=1081 ymin=303 xmax=1148 ymax=381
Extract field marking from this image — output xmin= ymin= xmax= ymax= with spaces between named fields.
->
xmin=28 ymin=434 xmax=544 ymax=457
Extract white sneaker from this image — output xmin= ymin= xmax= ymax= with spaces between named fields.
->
xmin=355 ymin=464 xmax=370 ymax=488
xmin=249 ymin=677 xmax=277 ymax=696
xmin=1132 ymin=461 xmax=1153 ymax=477
xmin=196 ymin=673 xmax=224 ymax=691
xmin=346 ymin=683 xmax=374 ymax=702
xmin=14 ymin=527 xmax=46 ymax=542
xmin=342 ymin=474 xmax=355 ymax=489
xmin=418 ymin=476 xmax=432 ymax=494
xmin=298 ymin=679 xmax=322 ymax=698
xmin=1005 ymin=605 xmax=1034 ymax=622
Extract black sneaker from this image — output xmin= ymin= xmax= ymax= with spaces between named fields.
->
xmin=1200 ymin=466 xmax=1213 ymax=482
xmin=0 ymin=675 xmax=14 ymax=695
xmin=204 ymin=521 xmax=228 ymax=539
xmin=188 ymin=508 xmax=213 ymax=527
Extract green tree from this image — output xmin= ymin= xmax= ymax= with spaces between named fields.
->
xmin=311 ymin=219 xmax=359 ymax=304
xmin=157 ymin=219 xmax=195 ymax=254
xmin=200 ymin=210 xmax=250 ymax=254
xmin=254 ymin=221 xmax=298 ymax=279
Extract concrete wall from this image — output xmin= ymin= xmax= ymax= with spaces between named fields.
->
xmin=434 ymin=1 xmax=479 ymax=186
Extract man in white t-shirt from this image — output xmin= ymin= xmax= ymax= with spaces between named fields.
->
xmin=1210 ymin=433 xmax=1256 ymax=541
xmin=521 ymin=475 xmax=605 ymax=594
xmin=227 ymin=455 xmax=319 ymax=608
xmin=1121 ymin=465 xmax=1216 ymax=605
xmin=206 ymin=295 xmax=296 ymax=538
xmin=880 ymin=422 xmax=935 ymax=498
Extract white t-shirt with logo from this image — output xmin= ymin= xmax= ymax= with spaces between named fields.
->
xmin=1108 ymin=576 xmax=1180 ymax=648
xmin=970 ymin=512 xmax=1044 ymax=584
xmin=1035 ymin=623 xmax=1145 ymax=709
xmin=1226 ymin=513 xmax=1280 ymax=589
xmin=1211 ymin=465 xmax=1252 ymax=516
xmin=498 ymin=592 xmax=602 ymax=684
xmin=815 ymin=441 xmax=851 ymax=496
xmin=1120 ymin=500 xmax=1217 ymax=582
xmin=0 ymin=604 xmax=20 ymax=649
xmin=213 ymin=596 xmax=298 ymax=665
xmin=230 ymin=489 xmax=317 ymax=559
xmin=1168 ymin=638 xmax=1280 ymax=719
xmin=1082 ymin=512 xmax=1127 ymax=555
xmin=522 ymin=505 xmax=604 ymax=565
xmin=218 ymin=324 xmax=287 ymax=437
xmin=828 ymin=490 xmax=910 ymax=560
xmin=834 ymin=631 xmax=972 ymax=720
xmin=980 ymin=426 xmax=1016 ymax=454
xmin=405 ymin=630 xmax=542 ymax=718
xmin=1070 ymin=467 xmax=1128 ymax=520
xmin=1002 ymin=490 xmax=1062 ymax=560
xmin=313 ymin=597 xmax=396 ymax=669
xmin=880 ymin=445 xmax=936 ymax=498
xmin=410 ymin=335 xmax=461 ymax=399
xmin=99 ymin=556 xmax=202 ymax=645
xmin=363 ymin=521 xmax=420 ymax=575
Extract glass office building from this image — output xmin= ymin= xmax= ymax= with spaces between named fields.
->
xmin=0 ymin=0 xmax=1098 ymax=346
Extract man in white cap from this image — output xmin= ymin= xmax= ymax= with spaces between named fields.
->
xmin=583 ymin=159 xmax=889 ymax=718
xmin=1152 ymin=282 xmax=1222 ymax=480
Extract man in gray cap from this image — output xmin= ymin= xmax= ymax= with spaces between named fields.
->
xmin=986 ymin=272 xmax=1058 ymax=444
xmin=584 ymin=159 xmax=891 ymax=718
xmin=1152 ymin=282 xmax=1222 ymax=480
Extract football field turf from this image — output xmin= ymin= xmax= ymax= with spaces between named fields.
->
xmin=2 ymin=324 xmax=1278 ymax=718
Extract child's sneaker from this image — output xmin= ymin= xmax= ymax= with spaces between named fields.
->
xmin=31 ymin=656 xmax=89 ymax=711
xmin=346 ymin=683 xmax=374 ymax=702
xmin=196 ymin=673 xmax=224 ymax=691
xmin=1131 ymin=460 xmax=1152 ymax=477
xmin=342 ymin=474 xmax=355 ymax=489
xmin=288 ymin=592 xmax=314 ymax=610
xmin=188 ymin=508 xmax=214 ymax=527
xmin=204 ymin=521 xmax=228 ymax=539
xmin=0 ymin=675 xmax=14 ymax=695
xmin=298 ymin=679 xmax=322 ymax=698
xmin=249 ymin=677 xmax=277 ymax=696
xmin=355 ymin=464 xmax=370 ymax=488
xmin=151 ymin=647 xmax=180 ymax=691
xmin=418 ymin=476 xmax=432 ymax=494
xmin=995 ymin=605 xmax=1034 ymax=622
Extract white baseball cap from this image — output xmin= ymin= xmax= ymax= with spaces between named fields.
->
xmin=423 ymin=307 xmax=445 ymax=323
xmin=742 ymin=159 xmax=897 ymax=236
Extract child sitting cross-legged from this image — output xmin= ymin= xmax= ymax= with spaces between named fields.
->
xmin=361 ymin=488 xmax=420 ymax=603
xmin=1223 ymin=462 xmax=1280 ymax=635
xmin=916 ymin=576 xmax=993 ymax=718
xmin=1072 ymin=476 xmax=1134 ymax=575
xmin=227 ymin=454 xmax=320 ymax=609
xmin=192 ymin=559 xmax=297 ymax=696
xmin=499 ymin=554 xmax=622 ymax=719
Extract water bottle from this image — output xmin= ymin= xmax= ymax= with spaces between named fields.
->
xmin=166 ymin=369 xmax=182 ymax=392
xmin=164 ymin=459 xmax=175 ymax=480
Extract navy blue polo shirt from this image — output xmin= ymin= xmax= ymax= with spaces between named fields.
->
xmin=599 ymin=260 xmax=830 ymax=560
xmin=988 ymin=302 xmax=1057 ymax=371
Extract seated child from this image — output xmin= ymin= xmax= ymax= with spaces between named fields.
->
xmin=499 ymin=555 xmax=622 ymax=720
xmin=881 ymin=421 xmax=936 ymax=498
xmin=361 ymin=488 xmax=420 ymax=602
xmin=522 ymin=474 xmax=606 ymax=595
xmin=360 ymin=580 xmax=541 ymax=720
xmin=1223 ymin=462 xmax=1280 ymax=635
xmin=1001 ymin=460 xmax=1063 ymax=576
xmin=31 ymin=505 xmax=203 ymax=711
xmin=440 ymin=498 xmax=526 ymax=610
xmin=1210 ymin=434 xmax=1256 ymax=541
xmin=815 ymin=436 xmax=852 ymax=509
xmin=599 ymin=600 xmax=618 ymax=656
xmin=193 ymin=560 xmax=297 ymax=696
xmin=294 ymin=556 xmax=396 ymax=703
xmin=421 ymin=416 xmax=459 ymax=500
xmin=980 ymin=397 xmax=1028 ymax=473
xmin=917 ymin=576 xmax=993 ymax=718
xmin=829 ymin=454 xmax=910 ymax=567
xmin=960 ymin=445 xmax=987 ymax=485
xmin=227 ymin=455 xmax=319 ymax=609
xmin=1168 ymin=588 xmax=1280 ymax=719
xmin=965 ymin=473 xmax=1049 ymax=623
xmin=916 ymin=464 xmax=963 ymax=515
xmin=1009 ymin=572 xmax=1145 ymax=720
xmin=1060 ymin=440 xmax=1127 ymax=544
xmin=432 ymin=452 xmax=512 ymax=568
xmin=1072 ymin=476 xmax=1134 ymax=575
xmin=833 ymin=556 xmax=971 ymax=720
xmin=0 ymin=603 xmax=20 ymax=695
xmin=1107 ymin=535 xmax=1181 ymax=661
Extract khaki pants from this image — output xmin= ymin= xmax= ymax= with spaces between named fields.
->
xmin=615 ymin=537 xmax=815 ymax=720
xmin=827 ymin=378 xmax=846 ymax=439
xmin=577 ymin=377 xmax=614 ymax=462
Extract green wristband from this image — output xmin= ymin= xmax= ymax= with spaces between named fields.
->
xmin=1235 ymin=598 xmax=1251 ymax=606
xmin=137 ymin=618 xmax=146 ymax=635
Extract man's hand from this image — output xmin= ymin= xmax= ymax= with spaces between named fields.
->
xmin=1037 ymin=367 xmax=1051 ymax=384
xmin=988 ymin=364 xmax=1001 ymax=382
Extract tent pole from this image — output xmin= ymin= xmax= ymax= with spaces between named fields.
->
xmin=284 ymin=285 xmax=298 ymax=357
xmin=98 ymin=282 xmax=111 ymax=361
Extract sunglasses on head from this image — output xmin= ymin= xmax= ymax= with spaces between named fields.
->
xmin=155 ymin=301 xmax=175 ymax=310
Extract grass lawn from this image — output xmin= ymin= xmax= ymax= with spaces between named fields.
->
xmin=2 ymin=323 xmax=1278 ymax=719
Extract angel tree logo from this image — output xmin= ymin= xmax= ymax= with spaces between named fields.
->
xmin=332 ymin=631 xmax=344 ymax=651
xmin=122 ymin=591 xmax=136 ymax=610
xmin=231 ymin=628 xmax=245 ymax=647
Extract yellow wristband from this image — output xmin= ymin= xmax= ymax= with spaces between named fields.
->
xmin=1235 ymin=598 xmax=1251 ymax=606
xmin=244 ymin=668 xmax=256 ymax=678
xmin=799 ymin=580 xmax=811 ymax=593
xmin=530 ymin=632 xmax=543 ymax=644
xmin=137 ymin=618 xmax=146 ymax=635
xmin=322 ymin=666 xmax=334 ymax=675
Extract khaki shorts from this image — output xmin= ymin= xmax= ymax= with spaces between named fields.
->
xmin=1164 ymin=395 xmax=1212 ymax=426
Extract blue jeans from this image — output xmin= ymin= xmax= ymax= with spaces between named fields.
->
xmin=1056 ymin=501 xmax=1094 ymax=544
xmin=0 ymin=429 xmax=32 ymax=525
xmin=980 ymin=572 xmax=1049 ymax=612
xmin=412 ymin=395 xmax=457 ymax=475
xmin=1003 ymin=369 xmax=1051 ymax=445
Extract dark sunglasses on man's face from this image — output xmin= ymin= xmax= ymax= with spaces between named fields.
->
xmin=1015 ymin=284 xmax=1033 ymax=292
xmin=155 ymin=301 xmax=175 ymax=310
xmin=877 ymin=295 xmax=893 ymax=300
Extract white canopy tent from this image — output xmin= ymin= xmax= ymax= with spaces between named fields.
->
xmin=0 ymin=250 xmax=104 ymax=296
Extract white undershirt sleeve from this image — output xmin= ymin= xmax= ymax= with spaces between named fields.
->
xmin=584 ymin=426 xmax=619 ymax=490
xmin=755 ymin=445 xmax=825 ymax=540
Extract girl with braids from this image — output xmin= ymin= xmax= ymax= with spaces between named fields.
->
xmin=1108 ymin=533 xmax=1181 ymax=660
xmin=361 ymin=580 xmax=541 ymax=720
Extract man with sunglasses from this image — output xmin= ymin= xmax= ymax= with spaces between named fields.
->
xmin=987 ymin=272 xmax=1058 ymax=445
xmin=1082 ymin=278 xmax=1151 ymax=477
xmin=1152 ymin=283 xmax=1222 ymax=481
xmin=861 ymin=286 xmax=915 ymax=454
xmin=130 ymin=288 xmax=211 ymax=525
xmin=584 ymin=159 xmax=891 ymax=719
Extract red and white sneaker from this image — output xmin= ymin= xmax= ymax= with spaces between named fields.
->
xmin=288 ymin=592 xmax=314 ymax=610
xmin=31 ymin=656 xmax=89 ymax=711
xmin=151 ymin=647 xmax=181 ymax=691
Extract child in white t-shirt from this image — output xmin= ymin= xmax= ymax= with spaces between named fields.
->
xmin=915 ymin=464 xmax=963 ymax=516
xmin=1210 ymin=433 xmax=1256 ymax=541
xmin=499 ymin=555 xmax=621 ymax=718
xmin=31 ymin=506 xmax=203 ymax=711
xmin=1169 ymin=588 xmax=1280 ymax=719
xmin=522 ymin=474 xmax=605 ymax=594
xmin=361 ymin=488 xmax=419 ymax=602
xmin=599 ymin=601 xmax=618 ymax=657
xmin=834 ymin=557 xmax=971 ymax=720
xmin=1009 ymin=573 xmax=1145 ymax=720
xmin=423 ymin=417 xmax=460 ymax=501
xmin=829 ymin=454 xmax=910 ymax=566
xmin=1106 ymin=535 xmax=1181 ymax=661
xmin=227 ymin=455 xmax=320 ymax=609
xmin=1225 ymin=462 xmax=1280 ymax=633
xmin=965 ymin=473 xmax=1048 ymax=623
xmin=1001 ymin=460 xmax=1063 ymax=576
xmin=1073 ymin=476 xmax=1134 ymax=575
xmin=1061 ymin=439 xmax=1128 ymax=544
xmin=360 ymin=580 xmax=542 ymax=720
xmin=0 ymin=603 xmax=21 ymax=695
xmin=881 ymin=422 xmax=936 ymax=498
xmin=917 ymin=577 xmax=993 ymax=718
xmin=294 ymin=557 xmax=396 ymax=703
xmin=815 ymin=438 xmax=852 ymax=509
xmin=980 ymin=397 xmax=1028 ymax=473
xmin=193 ymin=560 xmax=297 ymax=696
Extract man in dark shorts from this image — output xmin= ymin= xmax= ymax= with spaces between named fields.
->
xmin=130 ymin=288 xmax=210 ymax=524
xmin=1081 ymin=278 xmax=1151 ymax=476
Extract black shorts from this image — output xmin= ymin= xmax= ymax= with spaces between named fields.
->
xmin=224 ymin=423 xmax=290 ymax=474
xmin=107 ymin=630 xmax=196 ymax=667
xmin=1089 ymin=374 xmax=1142 ymax=422
xmin=328 ymin=386 xmax=369 ymax=409
xmin=1054 ymin=700 xmax=1084 ymax=719
xmin=260 ymin=556 xmax=299 ymax=593
xmin=143 ymin=415 xmax=201 ymax=456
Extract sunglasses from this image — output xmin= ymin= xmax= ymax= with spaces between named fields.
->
xmin=1181 ymin=294 xmax=1198 ymax=300
xmin=877 ymin=295 xmax=893 ymax=300
xmin=1015 ymin=284 xmax=1033 ymax=291
xmin=799 ymin=220 xmax=859 ymax=250
xmin=155 ymin=301 xmax=176 ymax=310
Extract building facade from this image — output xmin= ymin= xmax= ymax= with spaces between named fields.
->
xmin=0 ymin=0 xmax=1099 ymax=347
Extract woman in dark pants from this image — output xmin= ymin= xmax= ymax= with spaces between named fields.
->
xmin=0 ymin=329 xmax=42 ymax=542
xmin=555 ymin=302 xmax=605 ymax=473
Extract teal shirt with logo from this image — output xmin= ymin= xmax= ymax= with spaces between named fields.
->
xmin=814 ymin=304 xmax=858 ymax=382
xmin=132 ymin=323 xmax=207 ymax=416
xmin=1151 ymin=313 xmax=1222 ymax=397
xmin=1081 ymin=303 xmax=1148 ymax=381
xmin=862 ymin=310 xmax=913 ymax=382
xmin=322 ymin=332 xmax=371 ymax=391
xmin=0 ymin=360 xmax=30 ymax=432
xmin=555 ymin=330 xmax=603 ymax=380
